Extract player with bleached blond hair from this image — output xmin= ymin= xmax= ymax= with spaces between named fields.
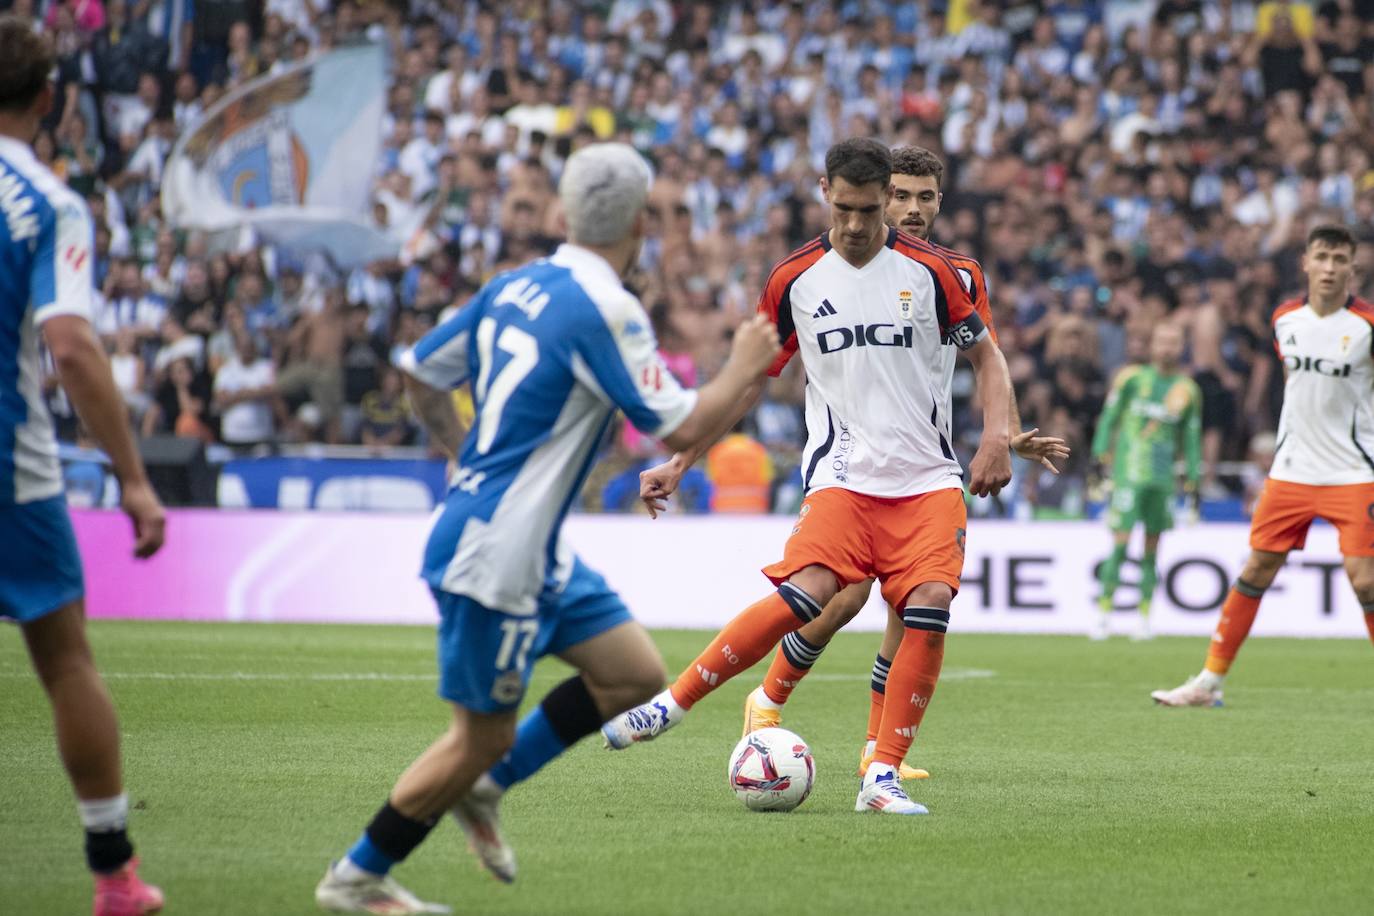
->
xmin=316 ymin=142 xmax=781 ymax=914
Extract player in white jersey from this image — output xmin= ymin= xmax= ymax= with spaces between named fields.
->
xmin=603 ymin=139 xmax=1017 ymax=816
xmin=1153 ymin=224 xmax=1374 ymax=707
xmin=316 ymin=144 xmax=780 ymax=914
xmin=735 ymin=146 xmax=1068 ymax=778
xmin=0 ymin=19 xmax=166 ymax=916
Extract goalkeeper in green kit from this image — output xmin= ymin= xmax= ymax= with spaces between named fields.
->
xmin=1090 ymin=323 xmax=1202 ymax=640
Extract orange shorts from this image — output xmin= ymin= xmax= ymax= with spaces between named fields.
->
xmin=762 ymin=487 xmax=967 ymax=609
xmin=1250 ymin=479 xmax=1374 ymax=557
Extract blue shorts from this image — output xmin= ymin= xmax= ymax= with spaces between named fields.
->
xmin=0 ymin=496 xmax=85 ymax=624
xmin=434 ymin=557 xmax=633 ymax=714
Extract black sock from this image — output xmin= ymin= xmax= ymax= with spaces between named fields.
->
xmin=86 ymin=828 xmax=134 ymax=874
xmin=541 ymin=675 xmax=604 ymax=745
xmin=363 ymin=802 xmax=439 ymax=866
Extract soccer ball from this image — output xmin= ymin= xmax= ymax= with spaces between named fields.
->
xmin=727 ymin=727 xmax=815 ymax=812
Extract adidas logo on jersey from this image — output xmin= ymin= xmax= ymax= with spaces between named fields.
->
xmin=812 ymin=299 xmax=838 ymax=319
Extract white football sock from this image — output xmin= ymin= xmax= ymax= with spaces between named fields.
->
xmin=78 ymin=794 xmax=128 ymax=832
xmin=752 ymin=689 xmax=781 ymax=711
xmin=335 ymin=856 xmax=379 ymax=881
xmin=863 ymin=762 xmax=896 ymax=787
xmin=1195 ymin=669 xmax=1224 ymax=691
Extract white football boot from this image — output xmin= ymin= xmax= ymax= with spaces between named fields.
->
xmin=1151 ymin=673 xmax=1224 ymax=707
xmin=315 ymin=862 xmax=451 ymax=914
xmin=1130 ymin=613 xmax=1154 ymax=642
xmin=1089 ymin=612 xmax=1110 ymax=641
xmin=601 ymin=689 xmax=684 ymax=749
xmin=451 ymin=774 xmax=515 ymax=883
xmin=855 ymin=767 xmax=929 ymax=815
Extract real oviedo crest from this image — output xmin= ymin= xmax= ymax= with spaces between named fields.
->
xmin=898 ymin=289 xmax=913 ymax=320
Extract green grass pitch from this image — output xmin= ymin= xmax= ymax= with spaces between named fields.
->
xmin=2 ymin=621 xmax=1371 ymax=915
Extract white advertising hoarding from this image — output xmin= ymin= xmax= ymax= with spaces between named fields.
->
xmin=78 ymin=512 xmax=1368 ymax=637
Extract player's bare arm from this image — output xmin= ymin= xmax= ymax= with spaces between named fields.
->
xmin=43 ymin=314 xmax=165 ymax=558
xmin=1005 ymin=372 xmax=1069 ymax=472
xmin=640 ymin=315 xmax=778 ymax=517
xmin=963 ymin=334 xmax=1014 ymax=497
xmin=638 ymin=388 xmax=759 ymax=518
xmin=403 ymin=374 xmax=468 ymax=462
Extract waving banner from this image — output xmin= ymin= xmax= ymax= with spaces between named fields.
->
xmin=161 ymin=43 xmax=396 ymax=266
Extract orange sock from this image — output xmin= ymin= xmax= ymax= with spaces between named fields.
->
xmin=760 ymin=631 xmax=824 ymax=704
xmin=670 ymin=583 xmax=820 ymax=709
xmin=873 ymin=608 xmax=947 ymax=769
xmin=864 ymin=653 xmax=891 ymax=741
xmin=1204 ymin=581 xmax=1265 ymax=675
xmin=1364 ymin=603 xmax=1374 ymax=644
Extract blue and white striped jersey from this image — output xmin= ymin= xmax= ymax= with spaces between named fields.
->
xmin=398 ymin=243 xmax=697 ymax=616
xmin=0 ymin=136 xmax=96 ymax=505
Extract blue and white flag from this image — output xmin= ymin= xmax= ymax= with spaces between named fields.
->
xmin=162 ymin=43 xmax=397 ymax=266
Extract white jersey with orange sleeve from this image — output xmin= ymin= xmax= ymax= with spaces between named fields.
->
xmin=758 ymin=227 xmax=988 ymax=499
xmin=1269 ymin=295 xmax=1374 ymax=486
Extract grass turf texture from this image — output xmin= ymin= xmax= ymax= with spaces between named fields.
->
xmin=2 ymin=622 xmax=1371 ymax=915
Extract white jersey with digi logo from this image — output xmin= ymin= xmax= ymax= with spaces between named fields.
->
xmin=759 ymin=228 xmax=987 ymax=499
xmin=1269 ymin=296 xmax=1374 ymax=486
xmin=0 ymin=136 xmax=96 ymax=505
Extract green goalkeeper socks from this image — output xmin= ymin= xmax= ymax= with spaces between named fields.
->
xmin=1140 ymin=551 xmax=1159 ymax=610
xmin=1098 ymin=542 xmax=1128 ymax=604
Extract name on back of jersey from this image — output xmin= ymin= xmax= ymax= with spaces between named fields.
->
xmin=492 ymin=276 xmax=550 ymax=320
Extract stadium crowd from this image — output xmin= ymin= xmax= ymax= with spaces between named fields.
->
xmin=11 ymin=0 xmax=1374 ymax=513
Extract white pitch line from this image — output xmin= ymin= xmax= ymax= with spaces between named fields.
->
xmin=0 ymin=667 xmax=998 ymax=683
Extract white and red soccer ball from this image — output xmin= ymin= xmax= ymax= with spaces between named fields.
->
xmin=727 ymin=727 xmax=815 ymax=812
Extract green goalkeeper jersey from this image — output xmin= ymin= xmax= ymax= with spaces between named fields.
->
xmin=1091 ymin=364 xmax=1203 ymax=490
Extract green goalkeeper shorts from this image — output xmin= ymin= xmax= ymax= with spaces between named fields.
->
xmin=1105 ymin=484 xmax=1174 ymax=534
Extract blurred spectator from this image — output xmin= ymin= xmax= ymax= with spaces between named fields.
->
xmin=144 ymin=356 xmax=213 ymax=441
xmin=359 ymin=368 xmax=414 ymax=450
xmin=213 ymin=334 xmax=277 ymax=451
xmin=706 ymin=431 xmax=773 ymax=514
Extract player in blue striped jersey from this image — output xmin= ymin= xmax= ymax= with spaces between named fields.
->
xmin=0 ymin=19 xmax=166 ymax=916
xmin=317 ymin=144 xmax=780 ymax=914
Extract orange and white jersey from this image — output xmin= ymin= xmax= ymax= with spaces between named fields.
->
xmin=759 ymin=228 xmax=987 ymax=499
xmin=929 ymin=241 xmax=998 ymax=423
xmin=1270 ymin=296 xmax=1374 ymax=486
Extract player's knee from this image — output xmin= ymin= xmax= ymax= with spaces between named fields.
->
xmin=786 ymin=566 xmax=840 ymax=609
xmin=903 ymin=581 xmax=953 ymax=611
xmin=473 ymin=719 xmax=517 ymax=764
xmin=449 ymin=712 xmax=516 ymax=763
xmin=581 ymin=655 xmax=665 ymax=711
xmin=1241 ymin=552 xmax=1285 ymax=588
xmin=819 ymin=580 xmax=872 ymax=631
xmin=27 ymin=642 xmax=96 ymax=693
xmin=1348 ymin=575 xmax=1374 ymax=608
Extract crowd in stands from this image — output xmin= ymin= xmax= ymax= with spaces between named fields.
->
xmin=13 ymin=0 xmax=1374 ymax=513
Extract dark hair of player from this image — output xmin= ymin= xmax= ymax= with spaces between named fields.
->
xmin=0 ymin=17 xmax=54 ymax=113
xmin=891 ymin=146 xmax=945 ymax=189
xmin=1306 ymin=223 xmax=1356 ymax=254
xmin=824 ymin=137 xmax=891 ymax=189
